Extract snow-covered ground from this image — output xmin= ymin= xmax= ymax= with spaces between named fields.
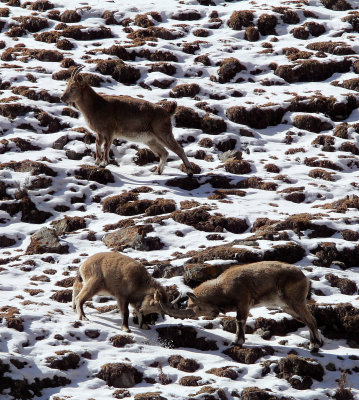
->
xmin=0 ymin=0 xmax=359 ymax=398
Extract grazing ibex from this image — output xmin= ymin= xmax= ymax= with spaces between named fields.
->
xmin=158 ymin=261 xmax=323 ymax=352
xmin=72 ymin=252 xmax=173 ymax=332
xmin=61 ymin=65 xmax=193 ymax=176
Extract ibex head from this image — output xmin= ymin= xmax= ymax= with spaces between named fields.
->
xmin=60 ymin=65 xmax=86 ymax=105
xmin=157 ymin=291 xmax=222 ymax=320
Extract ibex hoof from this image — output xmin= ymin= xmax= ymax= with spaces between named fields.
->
xmin=232 ymin=340 xmax=244 ymax=347
xmin=187 ymin=170 xmax=193 ymax=177
xmin=99 ymin=161 xmax=108 ymax=168
xmin=122 ymin=326 xmax=131 ymax=333
xmin=140 ymin=323 xmax=150 ymax=330
xmin=79 ymin=316 xmax=89 ymax=321
xmin=309 ymin=342 xmax=321 ymax=353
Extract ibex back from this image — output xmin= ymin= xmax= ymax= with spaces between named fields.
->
xmin=72 ymin=252 xmax=171 ymax=332
xmin=61 ymin=66 xmax=193 ymax=176
xmin=158 ymin=261 xmax=323 ymax=352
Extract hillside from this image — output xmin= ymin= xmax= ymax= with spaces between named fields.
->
xmin=0 ymin=0 xmax=359 ymax=399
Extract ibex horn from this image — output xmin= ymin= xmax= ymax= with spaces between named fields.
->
xmin=71 ymin=65 xmax=85 ymax=80
xmin=171 ymin=292 xmax=182 ymax=305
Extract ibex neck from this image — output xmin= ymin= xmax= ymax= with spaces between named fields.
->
xmin=75 ymin=85 xmax=105 ymax=115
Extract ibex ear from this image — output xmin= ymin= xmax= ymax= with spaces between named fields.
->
xmin=186 ymin=292 xmax=197 ymax=302
xmin=75 ymin=74 xmax=84 ymax=83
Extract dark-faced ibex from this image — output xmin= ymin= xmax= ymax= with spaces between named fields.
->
xmin=72 ymin=252 xmax=173 ymax=332
xmin=158 ymin=261 xmax=323 ymax=352
xmin=61 ymin=66 xmax=193 ymax=176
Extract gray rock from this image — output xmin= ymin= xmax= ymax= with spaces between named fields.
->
xmin=26 ymin=227 xmax=69 ymax=254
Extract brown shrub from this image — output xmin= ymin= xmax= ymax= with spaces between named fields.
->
xmin=128 ymin=27 xmax=183 ymax=41
xmin=218 ymin=57 xmax=246 ymax=83
xmin=228 ymin=10 xmax=254 ymax=30
xmin=274 ymin=355 xmax=324 ymax=390
xmin=293 ymin=114 xmax=332 ymax=133
xmin=226 ymin=105 xmax=285 ymax=129
xmin=110 ymin=335 xmax=135 ymax=348
xmin=95 ymin=59 xmax=140 ymax=85
xmin=46 ymin=352 xmax=80 ymax=371
xmin=62 ymin=25 xmax=113 ymax=40
xmin=275 ymin=59 xmax=352 ymax=83
xmin=14 ymin=16 xmax=49 ymax=32
xmin=304 ymin=157 xmax=343 ymax=171
xmin=309 ymin=168 xmax=335 ymax=181
xmin=29 ymin=0 xmax=54 ymax=11
xmin=60 ymin=10 xmax=81 ymax=23
xmin=325 ymin=273 xmax=357 ymax=295
xmin=224 ymin=160 xmax=251 ymax=174
xmin=34 ymin=30 xmax=60 ymax=43
xmin=307 ymin=41 xmax=354 ymax=55
xmin=257 ymin=14 xmax=277 ymax=35
xmin=223 ymin=346 xmax=273 ymax=364
xmin=56 ymin=38 xmax=73 ymax=50
xmin=245 ymin=26 xmax=260 ymax=41
xmin=168 ymin=355 xmax=199 ymax=372
xmin=170 ymin=83 xmax=200 ymax=98
xmin=97 ymin=363 xmax=143 ymax=388
xmin=174 ymin=106 xmax=201 ymax=129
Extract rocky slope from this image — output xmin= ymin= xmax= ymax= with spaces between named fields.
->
xmin=0 ymin=0 xmax=359 ymax=399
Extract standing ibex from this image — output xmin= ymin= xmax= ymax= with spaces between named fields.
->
xmin=72 ymin=252 xmax=173 ymax=332
xmin=61 ymin=66 xmax=193 ymax=176
xmin=158 ymin=261 xmax=323 ymax=352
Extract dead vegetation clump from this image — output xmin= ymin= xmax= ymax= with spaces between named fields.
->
xmin=61 ymin=25 xmax=113 ymax=40
xmin=325 ymin=273 xmax=357 ymax=295
xmin=29 ymin=0 xmax=54 ymax=11
xmin=12 ymin=86 xmax=60 ymax=103
xmin=322 ymin=0 xmax=352 ymax=11
xmin=13 ymin=16 xmax=49 ymax=32
xmin=170 ymin=83 xmax=200 ymax=98
xmin=273 ymin=355 xmax=324 ymax=390
xmin=316 ymin=195 xmax=359 ymax=213
xmin=46 ymin=352 xmax=81 ymax=371
xmin=56 ymin=38 xmax=73 ymax=50
xmin=168 ymin=355 xmax=200 ymax=372
xmin=304 ymin=157 xmax=343 ymax=171
xmin=148 ymin=62 xmax=176 ymax=76
xmin=227 ymin=10 xmax=254 ymax=30
xmin=171 ymin=207 xmax=249 ymax=234
xmin=257 ymin=13 xmax=277 ymax=36
xmin=306 ymin=41 xmax=354 ymax=55
xmin=128 ymin=27 xmax=183 ymax=41
xmin=172 ymin=10 xmax=201 ymax=21
xmin=34 ymin=30 xmax=61 ymax=43
xmin=102 ymin=45 xmax=135 ymax=61
xmin=309 ymin=168 xmax=335 ymax=181
xmin=226 ymin=105 xmax=286 ymax=129
xmin=275 ymin=59 xmax=352 ymax=83
xmin=97 ymin=363 xmax=143 ymax=388
xmin=60 ymin=10 xmax=81 ymax=23
xmin=293 ymin=114 xmax=333 ymax=133
xmin=217 ymin=57 xmax=246 ymax=84
xmin=289 ymin=94 xmax=357 ymax=121
xmin=95 ymin=59 xmax=140 ymax=85
xmin=333 ymin=371 xmax=354 ymax=400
